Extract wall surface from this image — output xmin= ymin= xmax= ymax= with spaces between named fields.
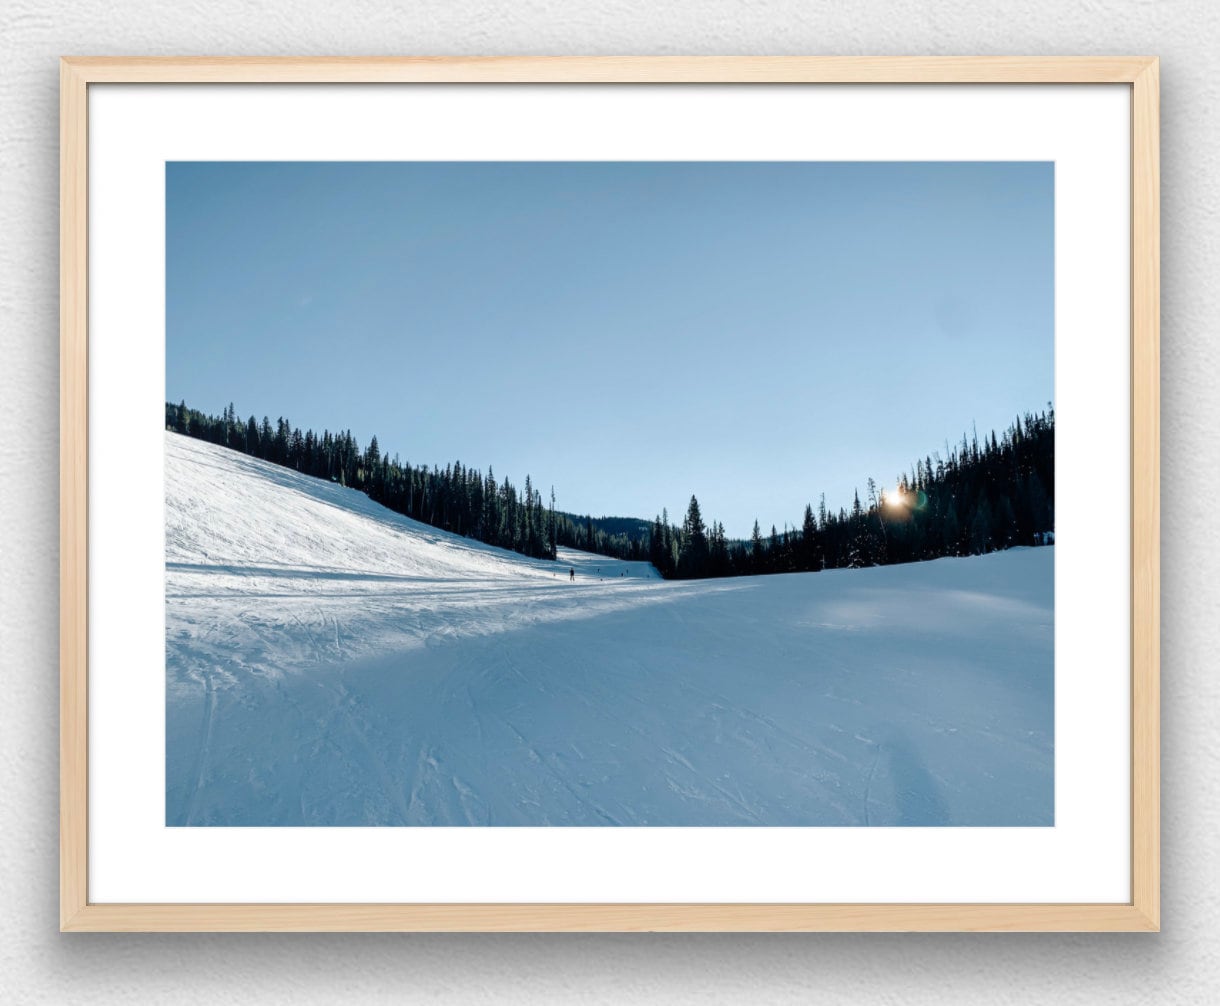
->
xmin=1 ymin=2 xmax=1215 ymax=1002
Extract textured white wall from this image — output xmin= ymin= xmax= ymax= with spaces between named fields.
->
xmin=1 ymin=2 xmax=1215 ymax=1001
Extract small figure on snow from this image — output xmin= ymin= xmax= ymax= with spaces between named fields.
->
xmin=569 ymin=567 xmax=575 ymax=581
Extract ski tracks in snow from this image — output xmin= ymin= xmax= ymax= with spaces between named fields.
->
xmin=180 ymin=668 xmax=219 ymax=826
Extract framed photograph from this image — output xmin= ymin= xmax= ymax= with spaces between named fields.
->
xmin=61 ymin=56 xmax=1159 ymax=932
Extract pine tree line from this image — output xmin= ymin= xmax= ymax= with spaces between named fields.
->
xmin=168 ymin=400 xmax=1052 ymax=579
xmin=166 ymin=401 xmax=560 ymax=561
xmin=649 ymin=408 xmax=1054 ymax=580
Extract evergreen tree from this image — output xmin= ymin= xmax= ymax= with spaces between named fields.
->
xmin=676 ymin=495 xmax=709 ymax=578
xmin=801 ymin=503 xmax=817 ymax=571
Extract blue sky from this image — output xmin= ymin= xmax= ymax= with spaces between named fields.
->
xmin=167 ymin=161 xmax=1052 ymax=539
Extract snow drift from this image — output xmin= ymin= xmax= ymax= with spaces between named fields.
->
xmin=166 ymin=432 xmax=1053 ymax=827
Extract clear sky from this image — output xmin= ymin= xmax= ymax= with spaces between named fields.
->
xmin=167 ymin=161 xmax=1052 ymax=539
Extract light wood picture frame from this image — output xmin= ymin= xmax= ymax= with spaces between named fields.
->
xmin=60 ymin=56 xmax=1160 ymax=932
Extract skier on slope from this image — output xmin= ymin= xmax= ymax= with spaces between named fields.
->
xmin=569 ymin=568 xmax=575 ymax=581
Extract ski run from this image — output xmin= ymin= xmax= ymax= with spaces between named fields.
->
xmin=166 ymin=432 xmax=1053 ymax=827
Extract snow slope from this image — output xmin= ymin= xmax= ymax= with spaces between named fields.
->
xmin=166 ymin=432 xmax=1054 ymax=827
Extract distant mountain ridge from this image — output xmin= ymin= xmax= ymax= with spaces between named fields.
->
xmin=555 ymin=513 xmax=651 ymax=541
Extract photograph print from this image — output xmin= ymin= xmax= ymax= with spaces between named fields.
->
xmin=165 ymin=161 xmax=1054 ymax=828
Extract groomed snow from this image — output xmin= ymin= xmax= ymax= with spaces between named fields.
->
xmin=166 ymin=432 xmax=1054 ymax=827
